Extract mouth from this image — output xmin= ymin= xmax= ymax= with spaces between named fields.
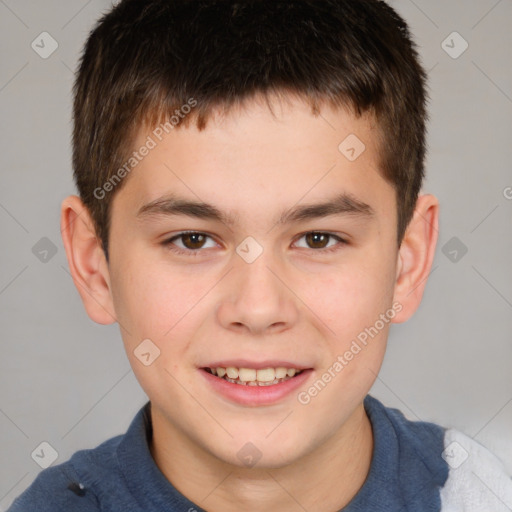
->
xmin=199 ymin=364 xmax=313 ymax=406
xmin=202 ymin=366 xmax=304 ymax=386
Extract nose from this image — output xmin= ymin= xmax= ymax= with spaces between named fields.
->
xmin=216 ymin=249 xmax=299 ymax=335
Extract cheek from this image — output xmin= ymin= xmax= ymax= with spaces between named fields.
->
xmin=305 ymin=257 xmax=397 ymax=341
xmin=110 ymin=257 xmax=209 ymax=399
xmin=293 ymin=263 xmax=396 ymax=424
xmin=110 ymin=253 xmax=203 ymax=347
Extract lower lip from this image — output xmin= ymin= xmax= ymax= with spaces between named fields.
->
xmin=200 ymin=369 xmax=313 ymax=406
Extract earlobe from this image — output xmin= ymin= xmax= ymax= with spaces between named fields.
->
xmin=60 ymin=195 xmax=117 ymax=325
xmin=392 ymin=194 xmax=439 ymax=323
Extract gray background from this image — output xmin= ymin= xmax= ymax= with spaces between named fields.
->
xmin=1 ymin=0 xmax=511 ymax=508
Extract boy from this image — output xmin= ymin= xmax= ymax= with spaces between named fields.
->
xmin=8 ymin=0 xmax=512 ymax=510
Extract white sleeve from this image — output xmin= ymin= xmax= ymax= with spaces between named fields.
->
xmin=440 ymin=428 xmax=512 ymax=512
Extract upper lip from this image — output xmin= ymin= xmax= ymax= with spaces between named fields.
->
xmin=201 ymin=360 xmax=312 ymax=370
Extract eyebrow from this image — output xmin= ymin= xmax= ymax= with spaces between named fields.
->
xmin=136 ymin=192 xmax=374 ymax=227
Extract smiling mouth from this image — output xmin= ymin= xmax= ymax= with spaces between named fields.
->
xmin=203 ymin=366 xmax=305 ymax=386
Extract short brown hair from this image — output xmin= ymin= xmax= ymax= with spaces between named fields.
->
xmin=72 ymin=0 xmax=428 ymax=260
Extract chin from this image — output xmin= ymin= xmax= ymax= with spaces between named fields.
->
xmin=210 ymin=432 xmax=310 ymax=470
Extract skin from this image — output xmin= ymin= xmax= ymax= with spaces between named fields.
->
xmin=61 ymin=94 xmax=438 ymax=512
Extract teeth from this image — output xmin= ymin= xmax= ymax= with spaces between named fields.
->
xmin=238 ymin=368 xmax=257 ymax=382
xmin=206 ymin=366 xmax=303 ymax=385
xmin=256 ymin=368 xmax=275 ymax=382
xmin=275 ymin=367 xmax=288 ymax=379
xmin=226 ymin=367 xmax=239 ymax=379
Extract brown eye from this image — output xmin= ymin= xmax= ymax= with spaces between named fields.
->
xmin=305 ymin=232 xmax=330 ymax=249
xmin=294 ymin=232 xmax=347 ymax=253
xmin=180 ymin=233 xmax=208 ymax=249
xmin=162 ymin=232 xmax=217 ymax=256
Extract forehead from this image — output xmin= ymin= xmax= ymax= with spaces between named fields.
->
xmin=114 ymin=95 xmax=393 ymax=226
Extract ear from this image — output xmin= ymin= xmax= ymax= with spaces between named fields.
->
xmin=60 ymin=195 xmax=116 ymax=325
xmin=391 ymin=194 xmax=439 ymax=323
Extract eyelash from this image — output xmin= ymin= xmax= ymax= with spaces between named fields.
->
xmin=161 ymin=231 xmax=348 ymax=257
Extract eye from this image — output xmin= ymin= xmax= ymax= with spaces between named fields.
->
xmin=162 ymin=230 xmax=348 ymax=257
xmin=293 ymin=232 xmax=347 ymax=253
xmin=162 ymin=231 xmax=217 ymax=255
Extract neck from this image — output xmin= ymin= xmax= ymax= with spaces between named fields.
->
xmin=150 ymin=403 xmax=373 ymax=512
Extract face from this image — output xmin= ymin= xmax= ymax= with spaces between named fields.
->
xmin=106 ymin=96 xmax=400 ymax=468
